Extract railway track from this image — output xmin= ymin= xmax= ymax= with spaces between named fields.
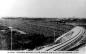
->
xmin=33 ymin=26 xmax=86 ymax=51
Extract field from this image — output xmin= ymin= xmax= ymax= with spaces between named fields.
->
xmin=0 ymin=17 xmax=86 ymax=50
xmin=0 ymin=18 xmax=74 ymax=37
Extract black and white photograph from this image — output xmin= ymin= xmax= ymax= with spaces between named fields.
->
xmin=0 ymin=0 xmax=86 ymax=54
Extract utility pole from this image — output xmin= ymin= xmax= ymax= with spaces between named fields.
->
xmin=54 ymin=31 xmax=56 ymax=41
xmin=9 ymin=27 xmax=13 ymax=50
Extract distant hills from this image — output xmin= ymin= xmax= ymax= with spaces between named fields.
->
xmin=2 ymin=17 xmax=86 ymax=23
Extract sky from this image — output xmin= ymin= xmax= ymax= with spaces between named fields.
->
xmin=0 ymin=0 xmax=86 ymax=18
